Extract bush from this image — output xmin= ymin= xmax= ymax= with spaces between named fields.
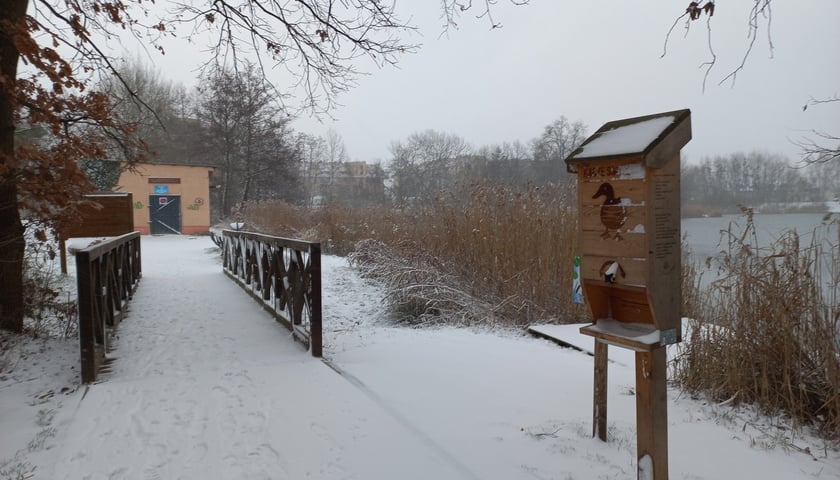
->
xmin=21 ymin=233 xmax=78 ymax=339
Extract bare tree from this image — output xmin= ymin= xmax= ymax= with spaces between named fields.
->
xmin=296 ymin=132 xmax=327 ymax=207
xmin=531 ymin=117 xmax=587 ymax=183
xmin=461 ymin=141 xmax=532 ymax=186
xmin=389 ymin=130 xmax=470 ymax=205
xmin=321 ymin=128 xmax=349 ymax=202
xmin=197 ymin=63 xmax=300 ymax=216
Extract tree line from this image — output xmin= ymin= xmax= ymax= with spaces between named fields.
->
xmin=83 ymin=61 xmax=591 ymax=215
xmin=681 ymin=151 xmax=840 ymax=215
xmin=84 ymin=64 xmax=840 ymax=218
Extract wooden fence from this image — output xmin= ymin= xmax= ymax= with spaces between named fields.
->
xmin=221 ymin=230 xmax=322 ymax=357
xmin=59 ymin=193 xmax=135 ymax=274
xmin=76 ymin=232 xmax=142 ymax=383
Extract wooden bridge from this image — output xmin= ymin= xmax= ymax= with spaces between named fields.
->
xmin=75 ymin=230 xmax=322 ymax=383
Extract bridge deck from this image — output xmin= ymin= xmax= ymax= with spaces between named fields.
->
xmin=46 ymin=236 xmax=472 ymax=479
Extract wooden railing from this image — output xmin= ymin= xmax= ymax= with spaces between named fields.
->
xmin=221 ymin=230 xmax=322 ymax=357
xmin=76 ymin=232 xmax=142 ymax=383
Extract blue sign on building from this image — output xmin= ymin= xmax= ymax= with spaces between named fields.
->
xmin=154 ymin=185 xmax=169 ymax=194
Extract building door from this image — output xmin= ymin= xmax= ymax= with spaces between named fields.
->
xmin=149 ymin=195 xmax=181 ymax=234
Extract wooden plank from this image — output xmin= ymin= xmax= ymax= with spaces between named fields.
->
xmin=580 ymin=256 xmax=647 ymax=287
xmin=610 ymin=289 xmax=654 ymax=324
xmin=581 ymin=281 xmax=611 ymax=321
xmin=147 ymin=177 xmax=181 ymax=184
xmin=527 ymin=325 xmax=589 ymax=353
xmin=574 ymin=157 xmax=645 ymax=179
xmin=578 ymin=231 xmax=647 ymax=258
xmin=647 ymin=155 xmax=682 ymax=334
xmin=580 ymin=205 xmax=647 ymax=233
xmin=593 ymin=340 xmax=608 ymax=441
xmin=580 ymin=323 xmax=658 ymax=352
xmin=635 ymin=348 xmax=669 ymax=479
xmin=579 ymin=178 xmax=647 ymax=207
xmin=645 ymin=112 xmax=692 ymax=169
xmin=581 ymin=281 xmax=652 ymax=324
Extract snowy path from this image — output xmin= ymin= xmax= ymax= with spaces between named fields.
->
xmin=43 ymin=237 xmax=471 ymax=480
xmin=4 ymin=235 xmax=839 ymax=480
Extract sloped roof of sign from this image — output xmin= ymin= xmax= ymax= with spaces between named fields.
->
xmin=565 ymin=109 xmax=691 ymax=169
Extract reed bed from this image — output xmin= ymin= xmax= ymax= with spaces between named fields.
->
xmin=674 ymin=209 xmax=840 ymax=439
xmin=241 ymin=183 xmax=587 ymax=326
xmin=242 ymin=192 xmax=839 ymax=439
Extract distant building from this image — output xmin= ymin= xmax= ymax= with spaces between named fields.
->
xmin=115 ymin=163 xmax=215 ymax=235
xmin=307 ymin=161 xmax=385 ymax=207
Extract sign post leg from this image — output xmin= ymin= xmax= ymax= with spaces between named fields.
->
xmin=593 ymin=340 xmax=608 ymax=441
xmin=635 ymin=347 xmax=668 ymax=480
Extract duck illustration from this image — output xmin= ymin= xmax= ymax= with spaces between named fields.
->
xmin=592 ymin=182 xmax=627 ymax=240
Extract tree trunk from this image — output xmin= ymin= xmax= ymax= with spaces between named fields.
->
xmin=0 ymin=0 xmax=29 ymax=332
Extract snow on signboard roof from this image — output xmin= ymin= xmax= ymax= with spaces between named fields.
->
xmin=572 ymin=116 xmax=675 ymax=159
xmin=565 ymin=109 xmax=692 ymax=168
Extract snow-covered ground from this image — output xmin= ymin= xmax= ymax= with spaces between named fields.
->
xmin=1 ymin=235 xmax=838 ymax=479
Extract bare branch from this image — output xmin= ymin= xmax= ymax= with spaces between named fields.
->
xmin=660 ymin=11 xmax=690 ymax=59
xmin=802 ymin=94 xmax=840 ymax=112
xmin=439 ymin=0 xmax=530 ymax=32
xmin=794 ymin=130 xmax=840 ymax=165
xmin=30 ymin=0 xmax=165 ymax=128
xmin=718 ymin=0 xmax=772 ymax=86
xmin=165 ymin=0 xmax=418 ymax=116
xmin=664 ymin=1 xmax=776 ymax=88
xmin=699 ymin=14 xmax=717 ymax=92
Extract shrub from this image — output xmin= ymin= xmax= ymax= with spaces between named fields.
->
xmin=21 ymin=230 xmax=78 ymax=339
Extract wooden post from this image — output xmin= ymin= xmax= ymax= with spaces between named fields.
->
xmin=59 ymin=237 xmax=68 ymax=274
xmin=593 ymin=339 xmax=608 ymax=441
xmin=76 ymin=250 xmax=96 ymax=383
xmin=635 ymin=347 xmax=668 ymax=480
xmin=309 ymin=243 xmax=322 ymax=358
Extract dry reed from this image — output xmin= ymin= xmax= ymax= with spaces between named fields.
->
xmin=242 ymin=192 xmax=840 ymax=439
xmin=241 ymin=183 xmax=587 ymax=326
xmin=674 ymin=209 xmax=840 ymax=439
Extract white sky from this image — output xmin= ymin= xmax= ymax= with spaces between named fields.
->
xmin=133 ymin=1 xmax=839 ymax=165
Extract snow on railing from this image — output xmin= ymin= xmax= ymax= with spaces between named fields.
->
xmin=221 ymin=230 xmax=322 ymax=357
xmin=76 ymin=232 xmax=142 ymax=383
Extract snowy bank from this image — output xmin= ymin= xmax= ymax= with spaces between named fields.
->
xmin=1 ymin=236 xmax=837 ymax=479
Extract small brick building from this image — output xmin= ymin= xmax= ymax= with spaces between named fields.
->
xmin=116 ymin=163 xmax=214 ymax=235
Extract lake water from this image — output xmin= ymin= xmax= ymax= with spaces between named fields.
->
xmin=682 ymin=213 xmax=839 ymax=262
xmin=681 ymin=213 xmax=839 ymax=294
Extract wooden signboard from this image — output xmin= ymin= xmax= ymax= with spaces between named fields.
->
xmin=564 ymin=109 xmax=691 ymax=480
xmin=566 ymin=109 xmax=690 ymax=349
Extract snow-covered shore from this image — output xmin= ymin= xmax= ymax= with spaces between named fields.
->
xmin=1 ymin=235 xmax=838 ymax=479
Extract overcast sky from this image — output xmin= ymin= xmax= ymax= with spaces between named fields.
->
xmin=136 ymin=1 xmax=839 ymax=165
